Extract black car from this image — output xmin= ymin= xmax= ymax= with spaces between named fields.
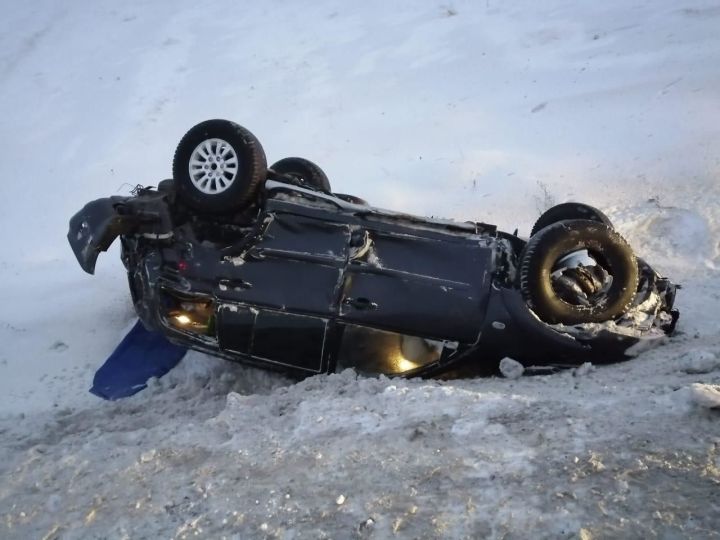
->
xmin=68 ymin=120 xmax=679 ymax=378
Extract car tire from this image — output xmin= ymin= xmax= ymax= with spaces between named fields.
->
xmin=519 ymin=219 xmax=638 ymax=324
xmin=269 ymin=157 xmax=331 ymax=192
xmin=157 ymin=179 xmax=175 ymax=193
xmin=173 ymin=119 xmax=267 ymax=214
xmin=531 ymin=202 xmax=612 ymax=236
xmin=334 ymin=193 xmax=368 ymax=205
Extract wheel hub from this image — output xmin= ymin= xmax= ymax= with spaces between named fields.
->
xmin=189 ymin=138 xmax=239 ymax=194
xmin=552 ymin=264 xmax=611 ymax=307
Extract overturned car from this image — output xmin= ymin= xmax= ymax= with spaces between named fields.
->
xmin=68 ymin=120 xmax=679 ymax=378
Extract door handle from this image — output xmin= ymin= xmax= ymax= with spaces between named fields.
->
xmin=218 ymin=278 xmax=252 ymax=291
xmin=343 ymin=297 xmax=378 ymax=310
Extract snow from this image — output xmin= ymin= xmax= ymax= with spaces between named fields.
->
xmin=499 ymin=357 xmax=525 ymax=379
xmin=682 ymin=349 xmax=720 ymax=375
xmin=2 ymin=0 xmax=720 ymax=538
xmin=573 ymin=362 xmax=595 ymax=378
xmin=690 ymin=383 xmax=720 ymax=409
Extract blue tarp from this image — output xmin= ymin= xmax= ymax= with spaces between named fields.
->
xmin=90 ymin=320 xmax=187 ymax=400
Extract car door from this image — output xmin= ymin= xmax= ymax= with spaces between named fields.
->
xmin=339 ymin=220 xmax=493 ymax=343
xmin=215 ymin=209 xmax=349 ymax=373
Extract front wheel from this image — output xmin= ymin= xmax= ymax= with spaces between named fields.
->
xmin=519 ymin=220 xmax=638 ymax=324
xmin=531 ymin=202 xmax=612 ymax=236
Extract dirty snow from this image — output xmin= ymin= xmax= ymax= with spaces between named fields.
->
xmin=2 ymin=0 xmax=720 ymax=538
xmin=690 ymin=384 xmax=720 ymax=410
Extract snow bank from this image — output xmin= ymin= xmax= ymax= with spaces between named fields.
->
xmin=3 ymin=341 xmax=720 ymax=538
xmin=2 ymin=0 xmax=720 ymax=538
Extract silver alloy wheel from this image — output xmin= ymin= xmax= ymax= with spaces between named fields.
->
xmin=188 ymin=138 xmax=239 ymax=194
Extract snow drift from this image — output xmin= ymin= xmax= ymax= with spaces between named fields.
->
xmin=1 ymin=0 xmax=719 ymax=538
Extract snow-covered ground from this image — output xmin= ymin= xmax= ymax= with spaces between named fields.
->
xmin=1 ymin=0 xmax=719 ymax=538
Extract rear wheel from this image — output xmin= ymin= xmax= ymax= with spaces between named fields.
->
xmin=269 ymin=157 xmax=331 ymax=192
xmin=334 ymin=193 xmax=368 ymax=205
xmin=173 ymin=119 xmax=267 ymax=214
xmin=157 ymin=179 xmax=174 ymax=193
xmin=531 ymin=202 xmax=612 ymax=236
xmin=519 ymin=220 xmax=638 ymax=324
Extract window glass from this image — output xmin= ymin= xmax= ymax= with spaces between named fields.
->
xmin=336 ymin=325 xmax=443 ymax=375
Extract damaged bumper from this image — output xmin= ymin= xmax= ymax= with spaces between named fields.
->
xmin=68 ymin=192 xmax=174 ymax=274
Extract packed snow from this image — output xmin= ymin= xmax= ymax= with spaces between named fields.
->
xmin=1 ymin=0 xmax=720 ymax=538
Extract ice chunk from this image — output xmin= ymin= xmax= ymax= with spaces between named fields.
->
xmin=689 ymin=383 xmax=720 ymax=409
xmin=573 ymin=362 xmax=595 ymax=377
xmin=500 ymin=357 xmax=524 ymax=379
xmin=682 ymin=350 xmax=720 ymax=374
